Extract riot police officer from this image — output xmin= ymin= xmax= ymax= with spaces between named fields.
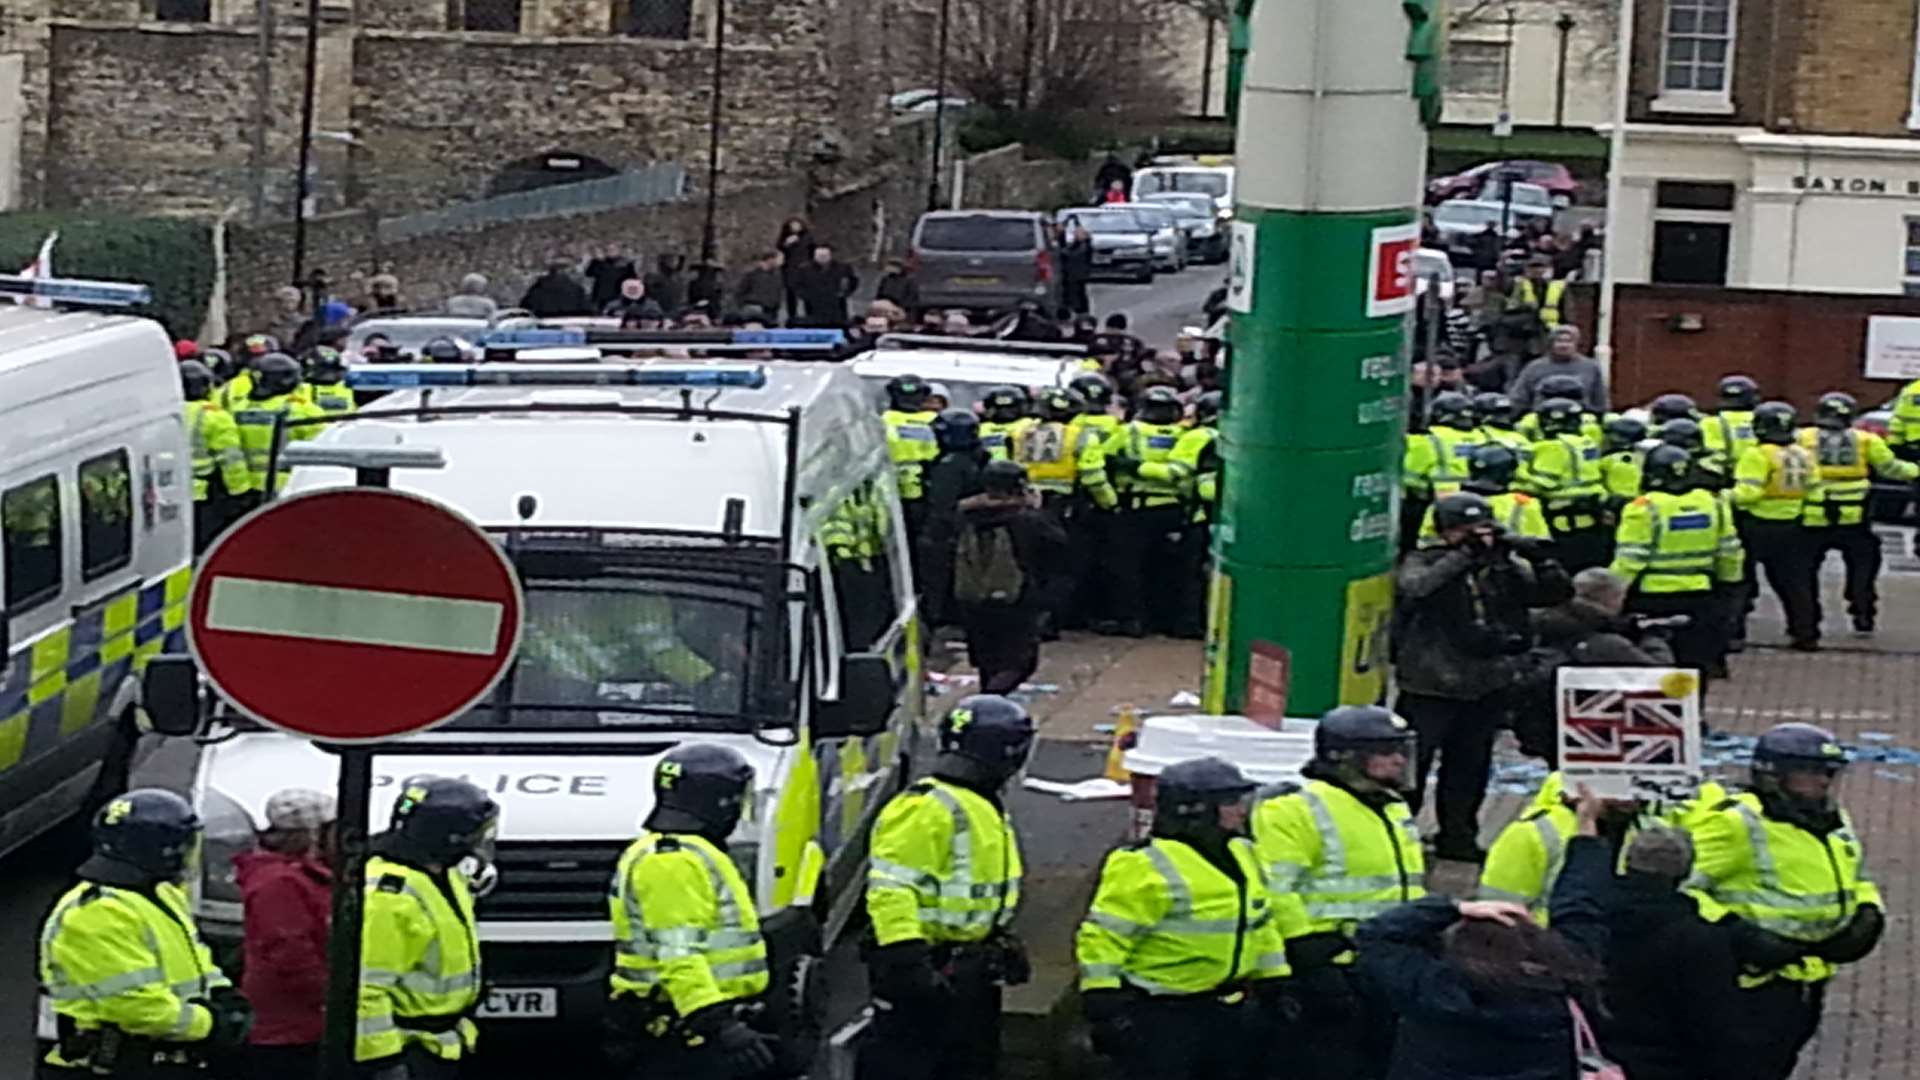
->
xmin=882 ymin=374 xmax=940 ymax=542
xmin=609 ymin=746 xmax=782 ymax=1079
xmin=39 ymin=790 xmax=252 ymax=1078
xmin=862 ymin=696 xmax=1032 ymax=1080
xmin=978 ymin=385 xmax=1030 ymax=461
xmin=181 ymin=359 xmax=248 ymax=550
xmin=1254 ymin=707 xmax=1424 ymax=1080
xmin=1704 ymin=374 xmax=1761 ymax=474
xmin=1103 ymin=385 xmax=1191 ymax=636
xmin=1402 ymin=390 xmax=1480 ymax=551
xmin=358 ymin=778 xmax=497 ymax=1079
xmin=1520 ymin=397 xmax=1611 ymax=571
xmin=1167 ymin=390 xmax=1222 ymax=638
xmin=1649 ymin=392 xmax=1698 ymax=431
xmin=304 ymin=346 xmax=356 ymax=414
xmin=1733 ymin=403 xmax=1821 ymax=649
xmin=232 ymin=353 xmax=323 ymax=496
xmin=1609 ymin=445 xmax=1744 ymax=680
xmin=1598 ymin=415 xmax=1647 ymax=508
xmin=1797 ymin=391 xmax=1919 ymax=635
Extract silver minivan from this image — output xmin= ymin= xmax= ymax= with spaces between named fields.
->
xmin=908 ymin=210 xmax=1060 ymax=314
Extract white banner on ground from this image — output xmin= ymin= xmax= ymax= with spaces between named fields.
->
xmin=1556 ymin=666 xmax=1704 ymax=801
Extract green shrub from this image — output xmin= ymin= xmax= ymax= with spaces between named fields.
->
xmin=959 ymin=109 xmax=1109 ymax=161
xmin=0 ymin=214 xmax=213 ymax=338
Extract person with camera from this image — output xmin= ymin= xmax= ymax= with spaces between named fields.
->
xmin=1394 ymin=492 xmax=1570 ymax=863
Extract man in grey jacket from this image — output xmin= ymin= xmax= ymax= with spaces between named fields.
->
xmin=444 ymin=273 xmax=498 ymax=320
xmin=1393 ymin=493 xmax=1570 ymax=862
xmin=1509 ymin=325 xmax=1609 ymax=411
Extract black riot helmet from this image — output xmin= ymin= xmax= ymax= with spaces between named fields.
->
xmin=1752 ymin=401 xmax=1798 ymax=444
xmin=251 ymin=353 xmax=302 ymax=400
xmin=305 ymin=346 xmax=347 ymax=386
xmin=1602 ymin=415 xmax=1647 ymax=453
xmin=1428 ymin=391 xmax=1474 ymax=430
xmin=1535 ymin=396 xmax=1584 ymax=437
xmin=1718 ymin=374 xmax=1761 ymax=411
xmin=1466 ymin=444 xmax=1520 ymax=491
xmin=932 ymin=408 xmax=982 ymax=452
xmin=1193 ymin=390 xmax=1223 ymax=426
xmin=89 ymin=789 xmax=201 ymax=882
xmin=1659 ymin=417 xmax=1705 ymax=453
xmin=936 ymin=695 xmax=1036 ymax=789
xmin=1311 ymin=706 xmax=1416 ymax=793
xmin=885 ymin=374 xmax=930 ymax=411
xmin=1650 ymin=393 xmax=1697 ymax=425
xmin=645 ymin=744 xmax=756 ymax=837
xmin=1537 ymin=374 xmax=1587 ymax=408
xmin=203 ymin=347 xmax=237 ymax=382
xmin=1472 ymin=392 xmax=1518 ymax=429
xmin=389 ymin=778 xmax=500 ymax=867
xmin=1815 ymin=392 xmax=1858 ymax=431
xmin=1641 ymin=445 xmax=1694 ymax=494
xmin=179 ymin=360 xmax=215 ymax=402
xmin=1069 ymin=372 xmax=1114 ymax=412
xmin=982 ymin=458 xmax=1029 ymax=496
xmin=1136 ymin=385 xmax=1183 ymax=425
xmin=1037 ymin=386 xmax=1082 ymax=423
xmin=1751 ymin=723 xmax=1848 ymax=818
xmin=981 ymin=385 xmax=1028 ymax=424
xmin=1152 ymin=757 xmax=1256 ymax=841
xmin=1432 ymin=492 xmax=1495 ymax=534
xmin=420 ymin=337 xmax=464 ymax=365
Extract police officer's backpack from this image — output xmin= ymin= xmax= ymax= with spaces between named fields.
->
xmin=954 ymin=523 xmax=1025 ymax=606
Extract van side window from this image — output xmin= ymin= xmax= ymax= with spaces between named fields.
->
xmin=78 ymin=450 xmax=133 ymax=581
xmin=822 ymin=478 xmax=903 ymax=651
xmin=2 ymin=474 xmax=62 ymax=613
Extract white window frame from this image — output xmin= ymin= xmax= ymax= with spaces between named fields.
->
xmin=1902 ymin=217 xmax=1920 ymax=296
xmin=1653 ymin=0 xmax=1737 ymax=116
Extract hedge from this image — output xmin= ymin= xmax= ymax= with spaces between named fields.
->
xmin=0 ymin=214 xmax=214 ymax=339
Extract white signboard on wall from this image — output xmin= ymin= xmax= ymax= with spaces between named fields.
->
xmin=1865 ymin=315 xmax=1920 ymax=379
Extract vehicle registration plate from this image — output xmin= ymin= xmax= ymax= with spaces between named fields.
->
xmin=1092 ymin=254 xmax=1113 ymax=265
xmin=952 ymin=275 xmax=1002 ymax=286
xmin=478 ymin=987 xmax=559 ymax=1019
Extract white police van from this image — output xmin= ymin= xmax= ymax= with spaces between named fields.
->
xmin=151 ymin=329 xmax=922 ymax=1051
xmin=0 ymin=276 xmax=192 ymax=860
xmin=850 ymin=333 xmax=1089 ymax=413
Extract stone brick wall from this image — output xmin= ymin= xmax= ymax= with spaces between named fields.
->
xmin=1789 ymin=0 xmax=1918 ymax=136
xmin=959 ymin=143 xmax=1095 ymax=215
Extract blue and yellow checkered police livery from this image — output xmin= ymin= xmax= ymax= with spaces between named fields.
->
xmin=0 ymin=566 xmax=191 ymax=772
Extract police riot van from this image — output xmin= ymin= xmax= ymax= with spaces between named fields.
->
xmin=0 ymin=276 xmax=192 ymax=860
xmin=151 ymin=330 xmax=921 ymax=1049
xmin=850 ymin=333 xmax=1088 ymax=413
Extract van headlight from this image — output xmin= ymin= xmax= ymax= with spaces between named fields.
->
xmin=199 ymin=790 xmax=256 ymax=905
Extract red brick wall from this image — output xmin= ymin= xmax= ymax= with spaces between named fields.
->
xmin=1567 ymin=283 xmax=1920 ymax=410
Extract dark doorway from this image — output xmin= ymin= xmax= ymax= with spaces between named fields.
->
xmin=486 ymin=152 xmax=621 ymax=198
xmin=1652 ymin=221 xmax=1730 ymax=285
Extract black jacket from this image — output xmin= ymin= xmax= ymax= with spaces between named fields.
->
xmin=793 ymin=261 xmax=859 ymax=327
xmin=1597 ymin=876 xmax=1773 ymax=1080
xmin=735 ymin=267 xmax=787 ymax=314
xmin=585 ymin=257 xmax=636 ymax=309
xmin=1359 ymin=835 xmax=1610 ymax=1080
xmin=1532 ymin=599 xmax=1676 ymax=667
xmin=1060 ymin=238 xmax=1094 ymax=282
xmin=876 ymin=272 xmax=920 ymax=311
xmin=520 ymin=271 xmax=591 ymax=317
xmin=1393 ymin=545 xmax=1565 ymax=701
xmin=957 ymin=492 xmax=1068 ymax=611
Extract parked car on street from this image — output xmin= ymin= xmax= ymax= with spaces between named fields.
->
xmin=1139 ymin=192 xmax=1229 ymax=263
xmin=908 ymin=210 xmax=1059 ymax=315
xmin=1112 ymin=202 xmax=1187 ymax=272
xmin=1055 ymin=208 xmax=1155 ymax=284
xmin=1428 ymin=159 xmax=1581 ymax=206
xmin=1429 ymin=199 xmax=1553 ymax=260
xmin=1131 ymin=163 xmax=1236 ymax=219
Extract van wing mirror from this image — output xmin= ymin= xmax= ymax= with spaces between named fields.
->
xmin=139 ymin=655 xmax=205 ymax=737
xmin=812 ymin=653 xmax=894 ymax=740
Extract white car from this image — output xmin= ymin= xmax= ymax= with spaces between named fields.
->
xmin=1429 ymin=199 xmax=1553 ymax=260
xmin=851 ymin=335 xmax=1087 ymax=411
xmin=1111 ymin=202 xmax=1188 ymax=272
xmin=1413 ymin=248 xmax=1458 ymax=305
xmin=1132 ymin=164 xmax=1236 ymax=220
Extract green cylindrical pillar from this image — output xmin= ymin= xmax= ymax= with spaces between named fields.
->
xmin=1225 ymin=5 xmax=1249 ymax=126
xmin=1204 ymin=0 xmax=1428 ymax=717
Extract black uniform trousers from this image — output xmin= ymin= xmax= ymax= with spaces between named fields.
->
xmin=1396 ymin=690 xmax=1500 ymax=853
xmin=960 ymin=600 xmax=1042 ymax=695
xmin=1627 ymin=590 xmax=1726 ymax=680
xmin=1808 ymin=523 xmax=1882 ymax=626
xmin=1737 ymin=979 xmax=1826 ymax=1080
xmin=1103 ymin=994 xmax=1264 ymax=1080
xmin=1744 ymin=518 xmax=1820 ymax=645
xmin=1058 ymin=499 xmax=1109 ymax=630
xmin=1108 ymin=502 xmax=1187 ymax=634
xmin=1546 ymin=522 xmax=1612 ymax=574
xmin=1169 ymin=517 xmax=1211 ymax=639
xmin=858 ymin=964 xmax=1002 ymax=1080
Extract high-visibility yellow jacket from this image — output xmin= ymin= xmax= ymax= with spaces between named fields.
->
xmin=233 ymin=393 xmax=325 ymax=494
xmin=310 ymin=382 xmax=357 ymax=415
xmin=1796 ymin=427 xmax=1918 ymax=527
xmin=1702 ymin=410 xmax=1757 ymax=474
xmin=609 ymin=831 xmax=769 ymax=1018
xmin=185 ymin=401 xmax=249 ymax=502
xmin=1478 ymin=425 xmax=1532 ymax=453
xmin=883 ymin=410 xmax=939 ymax=502
xmin=1510 ymin=278 xmax=1567 ymax=326
xmin=39 ymin=880 xmax=230 ymax=1069
xmin=1733 ymin=443 xmax=1820 ymax=522
xmin=1014 ymin=419 xmax=1078 ymax=495
xmin=1599 ymin=448 xmax=1643 ymax=503
xmin=1686 ymin=792 xmax=1882 ymax=986
xmin=867 ymin=778 xmax=1023 ymax=946
xmin=1053 ymin=418 xmax=1118 ymax=510
xmin=1609 ymin=488 xmax=1743 ymax=593
xmin=1417 ymin=490 xmax=1550 ymax=546
xmin=1521 ymin=434 xmax=1606 ymax=529
xmin=1105 ymin=421 xmax=1188 ymax=507
xmin=1077 ymin=836 xmax=1287 ymax=995
xmin=1518 ymin=411 xmax=1605 ymax=445
xmin=1889 ymin=378 xmax=1920 ymax=449
xmin=1252 ymin=780 xmax=1425 ymax=963
xmin=979 ymin=419 xmax=1031 ymax=463
xmin=1403 ymin=425 xmax=1480 ymax=499
xmin=1170 ymin=425 xmax=1219 ymax=521
xmin=357 ymin=856 xmax=482 ymax=1063
xmin=1478 ymin=774 xmax=1678 ymax=924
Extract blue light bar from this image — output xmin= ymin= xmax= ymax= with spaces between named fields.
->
xmin=481 ymin=328 xmax=586 ymax=348
xmin=731 ymin=329 xmax=847 ymax=347
xmin=478 ymin=328 xmax=846 ymax=351
xmin=0 ymin=274 xmax=152 ymax=307
xmin=345 ymin=364 xmax=769 ymax=391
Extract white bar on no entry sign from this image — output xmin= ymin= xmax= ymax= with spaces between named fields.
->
xmin=205 ymin=576 xmax=504 ymax=656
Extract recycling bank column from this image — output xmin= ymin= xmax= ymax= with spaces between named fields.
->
xmin=1205 ymin=0 xmax=1438 ymax=715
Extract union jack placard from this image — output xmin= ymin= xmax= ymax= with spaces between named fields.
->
xmin=1557 ymin=668 xmax=1703 ymax=800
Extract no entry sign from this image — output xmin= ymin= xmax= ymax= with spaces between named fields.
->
xmin=187 ymin=488 xmax=524 ymax=742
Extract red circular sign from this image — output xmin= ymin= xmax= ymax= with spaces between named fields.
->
xmin=187 ymin=488 xmax=524 ymax=742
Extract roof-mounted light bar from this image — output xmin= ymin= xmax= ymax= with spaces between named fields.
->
xmin=346 ymin=363 xmax=770 ymax=391
xmin=0 ymin=274 xmax=153 ymax=307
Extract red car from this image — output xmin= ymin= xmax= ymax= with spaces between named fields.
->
xmin=1427 ymin=160 xmax=1582 ymax=206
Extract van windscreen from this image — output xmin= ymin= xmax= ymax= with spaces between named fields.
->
xmin=918 ymin=217 xmax=1037 ymax=252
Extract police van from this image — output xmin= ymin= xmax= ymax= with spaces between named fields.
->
xmin=850 ymin=333 xmax=1089 ymax=412
xmin=157 ymin=330 xmax=921 ymax=1048
xmin=0 ymin=277 xmax=192 ymax=860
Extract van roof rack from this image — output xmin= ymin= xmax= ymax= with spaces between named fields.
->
xmin=479 ymin=327 xmax=845 ymax=353
xmin=871 ymin=333 xmax=1087 ymax=358
xmin=0 ymin=274 xmax=152 ymax=308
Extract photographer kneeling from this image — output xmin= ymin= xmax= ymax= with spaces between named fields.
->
xmin=1512 ymin=569 xmax=1679 ymax=762
xmin=1394 ymin=493 xmax=1571 ymax=863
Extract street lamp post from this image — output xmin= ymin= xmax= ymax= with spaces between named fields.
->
xmin=699 ymin=0 xmax=728 ymax=266
xmin=1554 ymin=12 xmax=1576 ymax=128
xmin=290 ymin=0 xmax=321 ymax=288
xmin=927 ymin=0 xmax=953 ymax=212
